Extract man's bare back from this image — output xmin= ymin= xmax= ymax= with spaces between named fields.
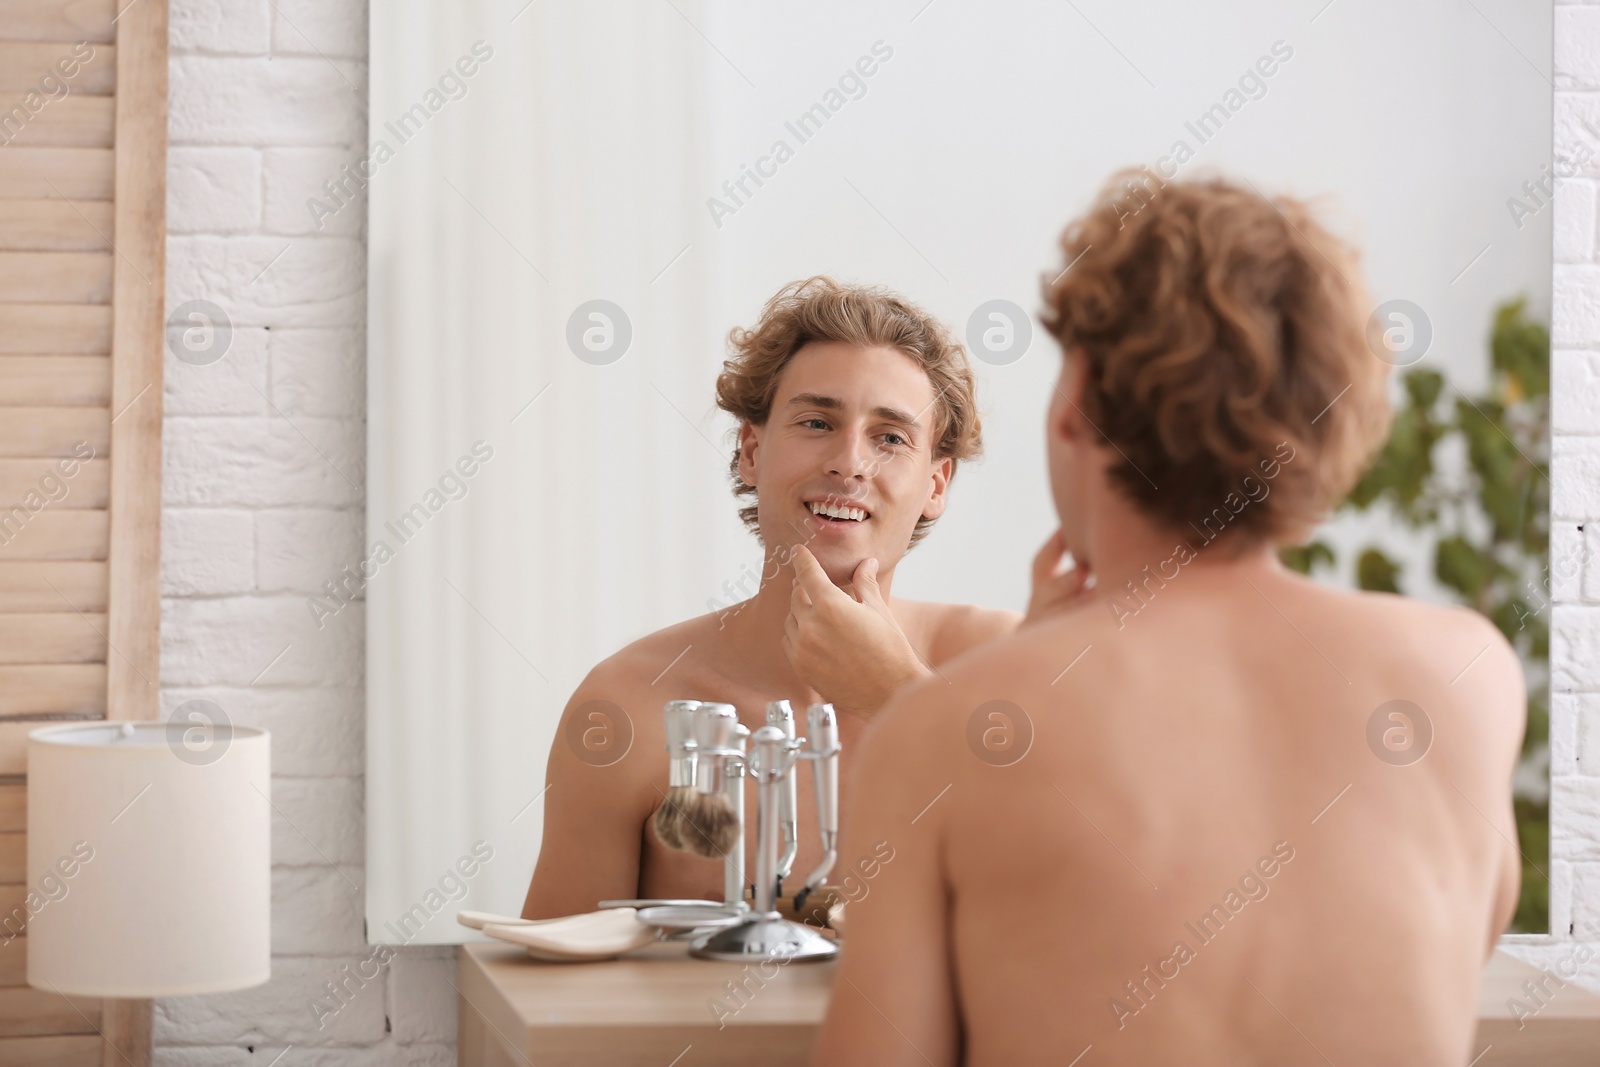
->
xmin=522 ymin=596 xmax=1017 ymax=919
xmin=816 ymin=554 xmax=1525 ymax=1065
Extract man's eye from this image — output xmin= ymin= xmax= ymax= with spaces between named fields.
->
xmin=803 ymin=418 xmax=829 ymax=430
xmin=880 ymin=432 xmax=906 ymax=447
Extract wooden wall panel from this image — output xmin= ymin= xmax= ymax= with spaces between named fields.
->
xmin=0 ymin=253 xmax=113 ymax=304
xmin=0 ymin=1 xmax=163 ymax=1062
xmin=0 ymin=202 xmax=114 ymax=252
xmin=0 ymin=0 xmax=115 ymax=43
xmin=0 ymin=409 xmax=108 ymax=456
xmin=0 ymin=563 xmax=106 ymax=612
xmin=0 ymin=511 xmax=108 ymax=561
xmin=0 ymin=149 xmax=113 ymax=199
xmin=0 ymin=306 xmax=111 ymax=354
xmin=0 ymin=42 xmax=114 ymax=94
xmin=0 ymin=1034 xmax=100 ymax=1066
xmin=0 ymin=362 xmax=112 ymax=409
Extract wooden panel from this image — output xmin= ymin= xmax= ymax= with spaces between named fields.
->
xmin=0 ymin=615 xmax=105 ymax=664
xmin=0 ymin=0 xmax=116 ymax=44
xmin=0 ymin=938 xmax=26 ymax=985
xmin=0 ymin=785 xmax=24 ymax=833
xmin=0 ymin=563 xmax=106 ymax=611
xmin=0 ymin=457 xmax=108 ymax=507
xmin=0 ymin=149 xmax=112 ymax=199
xmin=0 ymin=97 xmax=113 ymax=149
xmin=0 ymin=834 xmax=21 ymax=884
xmin=0 ymin=665 xmax=105 ymax=717
xmin=0 ymin=202 xmax=113 ymax=252
xmin=0 ymin=43 xmax=116 ymax=95
xmin=0 ymin=253 xmax=111 ymax=303
xmin=0 ymin=511 xmax=108 ymax=562
xmin=0 ymin=2 xmax=165 ymax=1063
xmin=0 ymin=409 xmax=108 ymax=456
xmin=0 ymin=884 xmax=20 ymax=933
xmin=0 ymin=307 xmax=109 ymax=354
xmin=0 ymin=987 xmax=99 ymax=1036
xmin=0 ymin=1035 xmax=99 ymax=1066
xmin=106 ymin=0 xmax=167 ymax=734
xmin=0 ymin=359 xmax=111 ymax=408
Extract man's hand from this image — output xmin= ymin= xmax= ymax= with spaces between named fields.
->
xmin=783 ymin=546 xmax=930 ymax=721
xmin=1023 ymin=529 xmax=1094 ymax=626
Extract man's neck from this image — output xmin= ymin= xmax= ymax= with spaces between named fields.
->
xmin=1079 ymin=503 xmax=1284 ymax=608
xmin=715 ymin=547 xmax=897 ymax=692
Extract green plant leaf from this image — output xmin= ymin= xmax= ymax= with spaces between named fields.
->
xmin=1493 ymin=298 xmax=1550 ymax=402
xmin=1356 ymin=547 xmax=1402 ymax=593
xmin=1435 ymin=535 xmax=1492 ymax=604
xmin=1279 ymin=541 xmax=1334 ymax=575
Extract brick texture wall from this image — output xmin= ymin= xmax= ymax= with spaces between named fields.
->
xmin=1523 ymin=0 xmax=1600 ymax=983
xmin=151 ymin=1 xmax=1599 ymax=1061
xmin=158 ymin=1 xmax=452 ymax=1063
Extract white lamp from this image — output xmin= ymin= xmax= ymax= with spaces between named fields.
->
xmin=25 ymin=720 xmax=271 ymax=996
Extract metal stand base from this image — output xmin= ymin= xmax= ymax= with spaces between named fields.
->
xmin=688 ymin=913 xmax=838 ymax=962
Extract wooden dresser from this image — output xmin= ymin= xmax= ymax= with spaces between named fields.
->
xmin=457 ymin=942 xmax=1600 ymax=1066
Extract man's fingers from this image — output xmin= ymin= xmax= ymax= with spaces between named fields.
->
xmin=783 ymin=608 xmax=801 ymax=646
xmin=791 ymin=544 xmax=825 ymax=585
xmin=1031 ymin=529 xmax=1069 ymax=588
xmin=790 ymin=575 xmax=814 ymax=611
xmin=849 ymin=557 xmax=882 ymax=606
xmin=1048 ymin=565 xmax=1090 ymax=598
xmin=792 ymin=543 xmax=848 ymax=604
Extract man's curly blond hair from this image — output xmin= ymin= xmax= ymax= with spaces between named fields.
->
xmin=1042 ymin=170 xmax=1392 ymax=548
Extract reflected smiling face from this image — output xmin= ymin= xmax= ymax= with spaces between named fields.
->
xmin=738 ymin=341 xmax=953 ymax=587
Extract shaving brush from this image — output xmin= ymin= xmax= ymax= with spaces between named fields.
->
xmin=656 ymin=702 xmax=743 ymax=859
xmin=651 ymin=700 xmax=701 ymax=850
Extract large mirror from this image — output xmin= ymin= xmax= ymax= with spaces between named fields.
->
xmin=364 ymin=0 xmax=1553 ymax=943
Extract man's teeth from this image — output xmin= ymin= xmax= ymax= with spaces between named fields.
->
xmin=808 ymin=501 xmax=867 ymax=522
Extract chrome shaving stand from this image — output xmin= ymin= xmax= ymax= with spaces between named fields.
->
xmin=691 ymin=703 xmax=839 ymax=963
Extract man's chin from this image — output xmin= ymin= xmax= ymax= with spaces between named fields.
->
xmin=800 ymin=546 xmax=862 ymax=588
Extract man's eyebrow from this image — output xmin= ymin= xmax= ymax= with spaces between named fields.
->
xmin=872 ymin=405 xmax=920 ymax=427
xmin=787 ymin=392 xmax=841 ymax=410
xmin=786 ymin=393 xmax=922 ymax=428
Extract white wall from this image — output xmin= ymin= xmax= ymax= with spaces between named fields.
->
xmin=158 ymin=1 xmax=450 ymax=1062
xmin=152 ymin=0 xmax=1599 ymax=1062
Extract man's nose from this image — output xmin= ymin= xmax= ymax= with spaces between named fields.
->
xmin=825 ymin=430 xmax=874 ymax=480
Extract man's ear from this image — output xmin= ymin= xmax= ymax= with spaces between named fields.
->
xmin=1050 ymin=349 xmax=1090 ymax=444
xmin=736 ymin=422 xmax=761 ymax=487
xmin=920 ymin=455 xmax=954 ymax=521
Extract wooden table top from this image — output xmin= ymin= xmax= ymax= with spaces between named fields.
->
xmin=457 ymin=938 xmax=835 ymax=1067
xmin=456 ymin=940 xmax=1600 ymax=1067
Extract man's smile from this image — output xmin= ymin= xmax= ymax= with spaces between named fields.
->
xmin=805 ymin=496 xmax=872 ymax=526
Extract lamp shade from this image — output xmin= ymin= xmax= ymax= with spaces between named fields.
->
xmin=26 ymin=721 xmax=270 ymax=997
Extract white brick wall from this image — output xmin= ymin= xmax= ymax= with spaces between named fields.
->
xmin=1525 ymin=0 xmax=1600 ymax=990
xmin=159 ymin=1 xmax=454 ymax=1062
xmin=153 ymin=1 xmax=1600 ymax=1060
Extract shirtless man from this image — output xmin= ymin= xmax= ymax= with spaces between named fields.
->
xmin=522 ymin=276 xmax=1019 ymax=919
xmin=815 ymin=174 xmax=1528 ymax=1065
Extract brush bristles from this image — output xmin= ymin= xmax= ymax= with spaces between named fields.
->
xmin=653 ymin=787 xmax=739 ymax=858
xmin=652 ymin=786 xmax=694 ymax=849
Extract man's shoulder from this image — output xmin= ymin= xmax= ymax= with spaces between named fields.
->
xmin=876 ymin=598 xmax=1110 ymax=735
xmin=895 ymin=598 xmax=1023 ymax=664
xmin=586 ymin=613 xmax=723 ymax=683
xmin=1330 ymin=584 xmax=1520 ymax=674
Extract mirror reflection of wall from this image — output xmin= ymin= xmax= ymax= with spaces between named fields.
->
xmin=366 ymin=0 xmax=1552 ymax=943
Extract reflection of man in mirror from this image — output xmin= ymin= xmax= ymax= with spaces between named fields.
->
xmin=817 ymin=173 xmax=1529 ymax=1063
xmin=522 ymin=277 xmax=1020 ymax=918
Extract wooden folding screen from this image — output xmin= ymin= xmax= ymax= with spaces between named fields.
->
xmin=0 ymin=0 xmax=165 ymax=1062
